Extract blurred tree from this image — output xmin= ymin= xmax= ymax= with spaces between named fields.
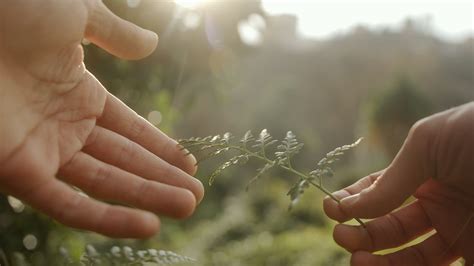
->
xmin=368 ymin=77 xmax=432 ymax=157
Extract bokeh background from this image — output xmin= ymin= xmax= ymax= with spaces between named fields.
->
xmin=1 ymin=0 xmax=473 ymax=265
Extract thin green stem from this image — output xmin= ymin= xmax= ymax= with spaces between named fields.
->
xmin=228 ymin=145 xmax=366 ymax=227
xmin=260 ymin=144 xmax=267 ymax=160
xmin=229 ymin=145 xmax=270 ymax=163
xmin=441 ymin=211 xmax=473 ymax=259
xmin=0 ymin=248 xmax=9 ymax=266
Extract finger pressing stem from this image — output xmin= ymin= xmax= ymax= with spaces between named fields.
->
xmin=339 ymin=121 xmax=433 ymax=219
xmin=316 ymin=183 xmax=365 ymax=227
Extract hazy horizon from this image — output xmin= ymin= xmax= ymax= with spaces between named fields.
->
xmin=261 ymin=0 xmax=473 ymax=41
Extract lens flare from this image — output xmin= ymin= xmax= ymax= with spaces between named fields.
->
xmin=174 ymin=0 xmax=203 ymax=9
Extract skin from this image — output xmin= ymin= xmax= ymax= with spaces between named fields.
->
xmin=324 ymin=102 xmax=474 ymax=265
xmin=0 ymin=0 xmax=204 ymax=238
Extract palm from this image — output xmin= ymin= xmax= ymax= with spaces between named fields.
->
xmin=416 ymin=180 xmax=474 ymax=261
xmin=2 ymin=70 xmax=105 ymax=182
xmin=0 ymin=0 xmax=203 ymax=238
xmin=1 ymin=0 xmax=101 ymax=189
xmin=0 ymin=0 xmax=90 ymax=167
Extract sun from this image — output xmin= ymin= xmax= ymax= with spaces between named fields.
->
xmin=174 ymin=0 xmax=205 ymax=9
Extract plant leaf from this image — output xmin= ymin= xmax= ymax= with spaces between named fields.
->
xmin=287 ymin=178 xmax=310 ymax=210
xmin=208 ymin=155 xmax=250 ymax=185
xmin=245 ymin=162 xmax=275 ymax=191
xmin=275 ymin=131 xmax=304 ymax=166
xmin=240 ymin=130 xmax=254 ymax=148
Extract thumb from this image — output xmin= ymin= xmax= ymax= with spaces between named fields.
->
xmin=84 ymin=0 xmax=158 ymax=60
xmin=340 ymin=119 xmax=436 ymax=219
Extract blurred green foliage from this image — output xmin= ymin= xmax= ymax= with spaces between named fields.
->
xmin=368 ymin=77 xmax=432 ymax=157
xmin=1 ymin=0 xmax=473 ymax=265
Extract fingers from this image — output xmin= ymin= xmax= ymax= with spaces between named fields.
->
xmin=338 ymin=120 xmax=436 ymax=219
xmin=59 ymin=152 xmax=197 ymax=219
xmin=350 ymin=233 xmax=458 ymax=266
xmin=84 ymin=0 xmax=158 ymax=60
xmin=21 ymin=178 xmax=159 ymax=238
xmin=333 ymin=201 xmax=432 ymax=252
xmin=97 ymin=93 xmax=197 ymax=175
xmin=82 ymin=126 xmax=204 ymax=203
xmin=324 ymin=170 xmax=383 ymax=222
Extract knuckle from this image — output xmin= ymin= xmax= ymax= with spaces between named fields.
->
xmin=162 ymin=138 xmax=176 ymax=159
xmin=406 ymin=117 xmax=437 ymax=178
xmin=55 ymin=194 xmax=83 ymax=226
xmin=408 ymin=118 xmax=432 ymax=143
xmin=362 ymin=225 xmax=376 ymax=251
xmin=386 ymin=213 xmax=409 ymax=243
xmin=89 ymin=164 xmax=111 ymax=195
xmin=85 ymin=0 xmax=112 ymax=38
xmin=162 ymin=162 xmax=177 ymax=179
xmin=132 ymin=180 xmax=151 ymax=207
xmin=117 ymin=139 xmax=139 ymax=169
xmin=129 ymin=117 xmax=148 ymax=140
xmin=368 ymin=170 xmax=383 ymax=183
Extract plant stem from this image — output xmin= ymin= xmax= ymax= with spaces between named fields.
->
xmin=228 ymin=145 xmax=366 ymax=227
xmin=0 ymin=248 xmax=9 ymax=266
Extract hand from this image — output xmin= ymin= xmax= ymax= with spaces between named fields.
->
xmin=324 ymin=102 xmax=474 ymax=265
xmin=0 ymin=0 xmax=204 ymax=238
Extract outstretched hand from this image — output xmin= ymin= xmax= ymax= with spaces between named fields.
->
xmin=0 ymin=0 xmax=203 ymax=238
xmin=324 ymin=102 xmax=474 ymax=265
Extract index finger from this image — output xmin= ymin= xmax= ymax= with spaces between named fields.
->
xmin=324 ymin=170 xmax=383 ymax=222
xmin=97 ymin=92 xmax=197 ymax=176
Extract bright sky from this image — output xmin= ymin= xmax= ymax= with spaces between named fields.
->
xmin=261 ymin=0 xmax=474 ymax=41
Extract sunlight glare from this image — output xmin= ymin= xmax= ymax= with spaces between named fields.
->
xmin=262 ymin=0 xmax=473 ymax=41
xmin=238 ymin=14 xmax=266 ymax=46
xmin=183 ymin=12 xmax=201 ymax=29
xmin=174 ymin=0 xmax=204 ymax=9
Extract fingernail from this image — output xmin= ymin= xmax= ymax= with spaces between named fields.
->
xmin=152 ymin=31 xmax=159 ymax=42
xmin=145 ymin=30 xmax=159 ymax=43
xmin=340 ymin=193 xmax=360 ymax=207
xmin=325 ymin=190 xmax=350 ymax=204
xmin=332 ymin=190 xmax=350 ymax=200
xmin=189 ymin=154 xmax=197 ymax=166
xmin=142 ymin=212 xmax=160 ymax=235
